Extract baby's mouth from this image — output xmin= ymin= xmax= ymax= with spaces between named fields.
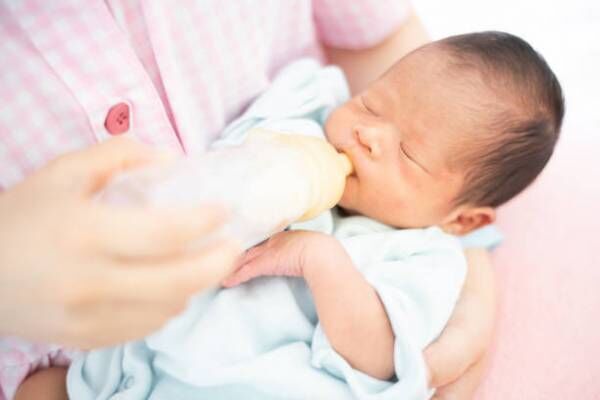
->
xmin=344 ymin=163 xmax=358 ymax=181
xmin=328 ymin=140 xmax=344 ymax=153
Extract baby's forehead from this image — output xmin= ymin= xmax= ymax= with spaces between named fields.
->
xmin=384 ymin=49 xmax=490 ymax=123
xmin=380 ymin=48 xmax=497 ymax=168
xmin=390 ymin=54 xmax=467 ymax=100
xmin=386 ymin=43 xmax=453 ymax=79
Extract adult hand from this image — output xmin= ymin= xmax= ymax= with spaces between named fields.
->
xmin=424 ymin=248 xmax=496 ymax=399
xmin=0 ymin=137 xmax=241 ymax=349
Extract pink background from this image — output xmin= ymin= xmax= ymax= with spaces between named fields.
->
xmin=414 ymin=1 xmax=600 ymax=398
xmin=480 ymin=135 xmax=600 ymax=399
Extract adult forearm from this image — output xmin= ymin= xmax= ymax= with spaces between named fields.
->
xmin=424 ymin=247 xmax=496 ymax=391
xmin=303 ymin=237 xmax=395 ymax=380
xmin=323 ymin=8 xmax=430 ymax=94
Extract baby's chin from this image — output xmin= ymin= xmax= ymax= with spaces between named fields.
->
xmin=337 ymin=191 xmax=418 ymax=229
xmin=337 ymin=175 xmax=357 ymax=208
xmin=336 ymin=188 xmax=372 ymax=219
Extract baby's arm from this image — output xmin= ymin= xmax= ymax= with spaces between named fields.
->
xmin=302 ymin=234 xmax=395 ymax=380
xmin=222 ymin=230 xmax=395 ymax=380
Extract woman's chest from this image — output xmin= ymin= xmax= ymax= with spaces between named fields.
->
xmin=0 ymin=0 xmax=324 ymax=189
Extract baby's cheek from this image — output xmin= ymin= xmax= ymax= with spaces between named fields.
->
xmin=325 ymin=106 xmax=354 ymax=141
xmin=381 ymin=188 xmax=426 ymax=226
xmin=338 ymin=177 xmax=356 ymax=208
xmin=324 ymin=110 xmax=341 ymax=139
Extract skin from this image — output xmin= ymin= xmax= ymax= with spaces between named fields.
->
xmin=326 ymin=46 xmax=465 ymax=228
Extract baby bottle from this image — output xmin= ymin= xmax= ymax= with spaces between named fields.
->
xmin=101 ymin=129 xmax=353 ymax=249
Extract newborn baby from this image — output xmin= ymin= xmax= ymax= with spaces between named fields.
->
xmin=219 ymin=30 xmax=564 ymax=396
xmin=13 ymin=31 xmax=563 ymax=400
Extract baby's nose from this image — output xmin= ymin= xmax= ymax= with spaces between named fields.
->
xmin=355 ymin=125 xmax=383 ymax=158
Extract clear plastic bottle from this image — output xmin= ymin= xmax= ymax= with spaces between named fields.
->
xmin=101 ymin=129 xmax=353 ymax=248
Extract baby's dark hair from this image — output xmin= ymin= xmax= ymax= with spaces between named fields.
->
xmin=439 ymin=31 xmax=564 ymax=208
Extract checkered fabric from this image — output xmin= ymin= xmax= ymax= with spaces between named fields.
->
xmin=0 ymin=0 xmax=409 ymax=190
xmin=0 ymin=1 xmax=409 ymax=398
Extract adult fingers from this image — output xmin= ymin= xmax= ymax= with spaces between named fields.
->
xmin=424 ymin=321 xmax=484 ymax=389
xmin=45 ymin=137 xmax=174 ymax=195
xmin=68 ymin=301 xmax=186 ymax=349
xmin=102 ymin=239 xmax=242 ymax=303
xmin=425 ymin=248 xmax=496 ymax=388
xmin=88 ymin=204 xmax=230 ymax=259
xmin=423 ymin=292 xmax=491 ymax=388
xmin=431 ymin=354 xmax=488 ymax=400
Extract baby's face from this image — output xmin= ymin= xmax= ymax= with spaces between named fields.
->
xmin=325 ymin=47 xmax=469 ymax=228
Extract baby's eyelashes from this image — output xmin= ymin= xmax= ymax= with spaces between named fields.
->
xmin=400 ymin=143 xmax=414 ymax=162
xmin=400 ymin=143 xmax=431 ymax=175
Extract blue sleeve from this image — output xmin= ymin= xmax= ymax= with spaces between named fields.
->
xmin=310 ymin=228 xmax=466 ymax=399
xmin=458 ymin=225 xmax=503 ymax=250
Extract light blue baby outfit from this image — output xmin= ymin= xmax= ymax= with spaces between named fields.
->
xmin=67 ymin=60 xmax=501 ymax=400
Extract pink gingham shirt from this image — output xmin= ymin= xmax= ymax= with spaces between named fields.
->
xmin=0 ymin=0 xmax=410 ymax=191
xmin=0 ymin=1 xmax=409 ymax=397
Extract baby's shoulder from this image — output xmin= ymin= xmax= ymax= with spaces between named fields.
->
xmin=335 ymin=209 xmax=456 ymax=242
xmin=329 ymin=211 xmax=460 ymax=261
xmin=292 ymin=208 xmax=463 ymax=261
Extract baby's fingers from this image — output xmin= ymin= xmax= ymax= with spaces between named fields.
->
xmin=221 ymin=253 xmax=273 ymax=287
xmin=221 ymin=264 xmax=259 ymax=287
xmin=221 ymin=242 xmax=271 ymax=287
xmin=240 ymin=241 xmax=269 ymax=265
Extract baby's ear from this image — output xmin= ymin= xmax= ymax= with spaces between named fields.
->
xmin=440 ymin=206 xmax=496 ymax=236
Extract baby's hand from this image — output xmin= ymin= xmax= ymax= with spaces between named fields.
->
xmin=222 ymin=230 xmax=326 ymax=287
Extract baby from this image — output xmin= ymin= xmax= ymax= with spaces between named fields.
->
xmin=216 ymin=30 xmax=564 ymax=395
xmin=14 ymin=31 xmax=563 ymax=400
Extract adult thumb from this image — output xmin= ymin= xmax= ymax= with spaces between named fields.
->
xmin=48 ymin=136 xmax=175 ymax=195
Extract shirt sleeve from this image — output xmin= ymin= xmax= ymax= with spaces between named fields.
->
xmin=310 ymin=227 xmax=467 ymax=399
xmin=312 ymin=0 xmax=412 ymax=49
